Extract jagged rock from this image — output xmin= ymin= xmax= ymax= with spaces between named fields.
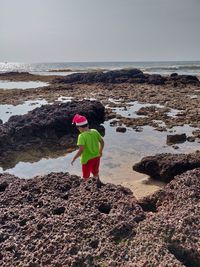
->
xmin=170 ymin=73 xmax=178 ymax=78
xmin=134 ymin=168 xmax=200 ymax=266
xmin=0 ymin=71 xmax=58 ymax=82
xmin=53 ymin=69 xmax=168 ymax=85
xmin=0 ymin=172 xmax=144 ymax=267
xmin=132 ymin=151 xmax=200 ymax=182
xmin=172 ymin=145 xmax=179 ymax=149
xmin=166 ymin=133 xmax=186 ymax=144
xmin=187 ymin=136 xmax=195 ymax=142
xmin=0 ymin=100 xmax=105 ymax=157
xmin=0 ymin=167 xmax=200 ymax=266
xmin=116 ymin=126 xmax=127 ymax=133
xmin=53 ymin=69 xmax=146 ymax=84
xmin=170 ymin=73 xmax=200 ymax=85
xmin=147 ymin=74 xmax=165 ymax=85
xmin=0 ymin=119 xmax=2 ymax=125
xmin=0 ymin=71 xmax=32 ymax=78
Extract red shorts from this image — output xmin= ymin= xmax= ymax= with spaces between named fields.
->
xmin=82 ymin=157 xmax=100 ymax=180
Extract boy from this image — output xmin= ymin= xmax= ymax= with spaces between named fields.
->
xmin=71 ymin=114 xmax=104 ymax=181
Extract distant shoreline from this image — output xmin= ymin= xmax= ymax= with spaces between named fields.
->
xmin=0 ymin=61 xmax=200 ymax=77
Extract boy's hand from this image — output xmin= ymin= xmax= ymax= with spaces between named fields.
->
xmin=71 ymin=146 xmax=84 ymax=166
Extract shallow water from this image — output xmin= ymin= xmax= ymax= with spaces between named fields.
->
xmin=56 ymin=96 xmax=73 ymax=103
xmin=0 ymin=100 xmax=48 ymax=123
xmin=0 ymin=120 xmax=198 ymax=177
xmin=0 ymin=100 xmax=199 ymax=197
xmin=109 ymin=100 xmax=182 ymax=119
xmin=31 ymin=71 xmax=77 ymax=76
xmin=0 ymin=81 xmax=48 ymax=89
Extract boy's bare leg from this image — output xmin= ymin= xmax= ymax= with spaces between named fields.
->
xmin=92 ymin=174 xmax=102 ymax=187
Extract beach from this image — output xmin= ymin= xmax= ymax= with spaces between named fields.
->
xmin=0 ymin=65 xmax=200 ymax=266
xmin=1 ymin=0 xmax=200 ymax=264
xmin=0 ymin=64 xmax=200 ymax=197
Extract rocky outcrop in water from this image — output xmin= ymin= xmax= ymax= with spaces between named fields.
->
xmin=0 ymin=70 xmax=199 ymax=86
xmin=0 ymin=166 xmax=200 ymax=266
xmin=170 ymin=72 xmax=200 ymax=85
xmin=133 ymin=151 xmax=200 ymax=182
xmin=0 ymin=72 xmax=58 ymax=82
xmin=166 ymin=133 xmax=187 ymax=144
xmin=53 ymin=69 xmax=199 ymax=86
xmin=0 ymin=72 xmax=35 ymax=80
xmin=0 ymin=100 xmax=105 ymax=158
xmin=53 ymin=69 xmax=166 ymax=85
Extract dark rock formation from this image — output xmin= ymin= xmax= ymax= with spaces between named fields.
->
xmin=0 ymin=71 xmax=34 ymax=79
xmin=53 ymin=69 xmax=146 ymax=84
xmin=116 ymin=126 xmax=127 ymax=133
xmin=53 ymin=69 xmax=166 ymax=85
xmin=135 ymin=168 xmax=200 ymax=266
xmin=187 ymin=136 xmax=195 ymax=142
xmin=0 ymin=72 xmax=58 ymax=82
xmin=147 ymin=74 xmax=165 ymax=85
xmin=1 ymin=70 xmax=198 ymax=86
xmin=167 ymin=133 xmax=187 ymax=144
xmin=53 ymin=68 xmax=200 ymax=86
xmin=170 ymin=73 xmax=178 ymax=78
xmin=0 ymin=167 xmax=200 ymax=266
xmin=0 ymin=100 xmax=105 ymax=165
xmin=170 ymin=73 xmax=200 ymax=85
xmin=0 ymin=172 xmax=144 ymax=267
xmin=133 ymin=151 xmax=200 ymax=182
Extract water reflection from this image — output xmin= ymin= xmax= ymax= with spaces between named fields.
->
xmin=108 ymin=99 xmax=183 ymax=119
xmin=0 ymin=100 xmax=48 ymax=123
xmin=0 ymin=121 xmax=198 ymax=179
xmin=0 ymin=143 xmax=76 ymax=171
xmin=0 ymin=81 xmax=48 ymax=89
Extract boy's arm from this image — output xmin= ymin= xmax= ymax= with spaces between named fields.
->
xmin=71 ymin=145 xmax=84 ymax=165
xmin=99 ymin=138 xmax=104 ymax=157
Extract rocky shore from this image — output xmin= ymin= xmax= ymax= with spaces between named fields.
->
xmin=133 ymin=151 xmax=200 ymax=182
xmin=0 ymin=162 xmax=199 ymax=266
xmin=0 ymin=72 xmax=59 ymax=82
xmin=0 ymin=70 xmax=200 ymax=135
xmin=0 ymin=69 xmax=200 ymax=265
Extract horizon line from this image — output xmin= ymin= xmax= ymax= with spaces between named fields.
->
xmin=1 ymin=59 xmax=200 ymax=64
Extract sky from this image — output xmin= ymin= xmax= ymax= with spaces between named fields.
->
xmin=0 ymin=0 xmax=200 ymax=62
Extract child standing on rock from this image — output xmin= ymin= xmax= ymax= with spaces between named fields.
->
xmin=71 ymin=114 xmax=104 ymax=181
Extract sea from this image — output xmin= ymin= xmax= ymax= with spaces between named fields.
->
xmin=0 ymin=61 xmax=200 ymax=76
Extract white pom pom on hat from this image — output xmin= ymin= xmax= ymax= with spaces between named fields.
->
xmin=72 ymin=114 xmax=88 ymax=126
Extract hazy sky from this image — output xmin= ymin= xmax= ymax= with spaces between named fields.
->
xmin=0 ymin=0 xmax=200 ymax=62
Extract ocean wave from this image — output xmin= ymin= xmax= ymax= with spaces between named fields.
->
xmin=47 ymin=68 xmax=108 ymax=73
xmin=0 ymin=62 xmax=200 ymax=75
xmin=143 ymin=64 xmax=200 ymax=72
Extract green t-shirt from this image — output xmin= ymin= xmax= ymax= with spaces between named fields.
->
xmin=77 ymin=129 xmax=102 ymax=164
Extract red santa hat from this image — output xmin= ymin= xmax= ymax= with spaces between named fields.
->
xmin=72 ymin=114 xmax=88 ymax=126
